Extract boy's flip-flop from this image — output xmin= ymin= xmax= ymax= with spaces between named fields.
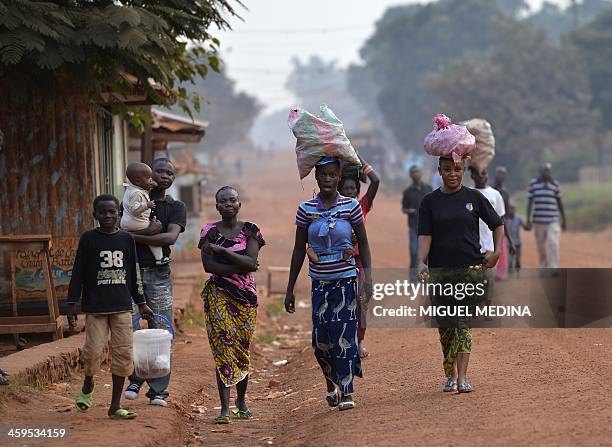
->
xmin=232 ymin=408 xmax=253 ymax=419
xmin=75 ymin=386 xmax=95 ymax=412
xmin=108 ymin=408 xmax=137 ymax=420
xmin=214 ymin=415 xmax=231 ymax=424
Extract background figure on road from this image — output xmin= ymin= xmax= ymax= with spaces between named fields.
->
xmin=493 ymin=166 xmax=510 ymax=279
xmin=526 ymin=163 xmax=566 ymax=269
xmin=470 ymin=167 xmax=515 ymax=289
xmin=125 ymin=158 xmax=186 ymax=407
xmin=402 ymin=165 xmax=432 ymax=279
xmin=285 ymin=157 xmax=373 ymax=412
xmin=338 ymin=153 xmax=380 ymax=359
xmin=506 ymin=205 xmax=528 ymax=275
xmin=419 ymin=157 xmax=504 ymax=394
xmin=199 ymin=186 xmax=265 ymax=424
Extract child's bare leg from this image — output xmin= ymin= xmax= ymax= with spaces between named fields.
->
xmin=83 ymin=376 xmax=94 ymax=394
xmin=109 ymin=374 xmax=126 ymax=414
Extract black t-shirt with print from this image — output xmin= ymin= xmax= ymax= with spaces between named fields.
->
xmin=418 ymin=186 xmax=503 ymax=269
xmin=67 ymin=229 xmax=145 ymax=314
xmin=136 ymin=194 xmax=187 ymax=267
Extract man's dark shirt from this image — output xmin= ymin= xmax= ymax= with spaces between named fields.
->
xmin=402 ymin=182 xmax=433 ymax=228
xmin=136 ymin=194 xmax=186 ymax=268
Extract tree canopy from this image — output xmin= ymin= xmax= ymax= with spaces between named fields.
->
xmin=174 ymin=68 xmax=260 ymax=154
xmin=431 ymin=22 xmax=596 ymax=188
xmin=351 ymin=0 xmax=508 ymax=152
xmin=0 ymin=0 xmax=241 ymax=126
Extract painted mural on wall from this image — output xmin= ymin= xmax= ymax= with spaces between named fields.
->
xmin=13 ymin=237 xmax=78 ymax=301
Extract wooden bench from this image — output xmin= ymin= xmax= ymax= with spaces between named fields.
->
xmin=0 ymin=235 xmax=63 ymax=348
xmin=266 ymin=266 xmax=290 ymax=296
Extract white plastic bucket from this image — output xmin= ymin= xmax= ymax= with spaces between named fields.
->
xmin=133 ymin=328 xmax=173 ymax=379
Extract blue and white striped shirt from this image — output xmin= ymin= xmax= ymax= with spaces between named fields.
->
xmin=528 ymin=178 xmax=561 ymax=224
xmin=296 ymin=193 xmax=363 ymax=280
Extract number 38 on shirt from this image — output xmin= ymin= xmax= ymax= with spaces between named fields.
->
xmin=99 ymin=250 xmax=124 ymax=268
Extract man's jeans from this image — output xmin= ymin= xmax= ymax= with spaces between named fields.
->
xmin=409 ymin=226 xmax=419 ymax=276
xmin=130 ymin=264 xmax=173 ymax=399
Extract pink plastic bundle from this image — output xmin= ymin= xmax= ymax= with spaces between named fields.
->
xmin=288 ymin=105 xmax=361 ymax=179
xmin=423 ymin=114 xmax=476 ymax=163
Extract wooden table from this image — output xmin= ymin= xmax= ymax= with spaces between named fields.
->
xmin=0 ymin=235 xmax=63 ymax=347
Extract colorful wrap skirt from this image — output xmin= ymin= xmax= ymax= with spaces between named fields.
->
xmin=202 ymin=281 xmax=256 ymax=386
xmin=429 ymin=266 xmax=487 ymax=378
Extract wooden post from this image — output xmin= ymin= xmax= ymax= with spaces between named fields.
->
xmin=140 ymin=106 xmax=153 ymax=164
xmin=9 ymin=252 xmax=19 ymax=347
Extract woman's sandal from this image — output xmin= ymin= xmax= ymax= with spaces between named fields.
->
xmin=75 ymin=386 xmax=94 ymax=412
xmin=457 ymin=382 xmax=474 ymax=393
xmin=338 ymin=398 xmax=356 ymax=411
xmin=443 ymin=378 xmax=457 ymax=392
xmin=214 ymin=415 xmax=231 ymax=424
xmin=326 ymin=388 xmax=340 ymax=407
xmin=108 ymin=408 xmax=137 ymax=420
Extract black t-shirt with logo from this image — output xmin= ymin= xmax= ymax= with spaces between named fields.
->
xmin=67 ymin=229 xmax=145 ymax=313
xmin=418 ymin=186 xmax=503 ymax=268
xmin=136 ymin=195 xmax=187 ymax=268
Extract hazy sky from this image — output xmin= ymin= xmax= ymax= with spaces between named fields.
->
xmin=215 ymin=0 xmax=569 ymax=113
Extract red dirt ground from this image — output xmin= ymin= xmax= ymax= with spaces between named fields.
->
xmin=1 ymin=150 xmax=611 ymax=447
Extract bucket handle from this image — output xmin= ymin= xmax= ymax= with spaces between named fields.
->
xmin=135 ymin=312 xmax=175 ymax=339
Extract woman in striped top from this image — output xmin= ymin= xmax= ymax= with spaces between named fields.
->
xmin=285 ymin=156 xmax=373 ymax=411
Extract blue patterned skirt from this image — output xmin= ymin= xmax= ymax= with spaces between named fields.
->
xmin=311 ymin=278 xmax=363 ymax=395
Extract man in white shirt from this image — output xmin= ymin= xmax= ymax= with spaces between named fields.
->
xmin=470 ymin=167 xmax=506 ymax=254
xmin=469 ymin=167 xmax=515 ymax=312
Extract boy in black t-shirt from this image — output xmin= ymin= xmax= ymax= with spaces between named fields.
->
xmin=68 ymin=194 xmax=153 ymax=419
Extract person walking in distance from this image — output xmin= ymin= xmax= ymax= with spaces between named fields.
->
xmin=526 ymin=163 xmax=566 ymax=269
xmin=506 ymin=205 xmax=528 ymax=275
xmin=402 ymin=165 xmax=432 ymax=278
xmin=493 ymin=166 xmax=511 ymax=280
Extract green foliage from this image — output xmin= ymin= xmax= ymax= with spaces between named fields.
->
xmin=0 ymin=0 xmax=242 ymax=128
xmin=286 ymin=56 xmax=365 ymax=132
xmin=570 ymin=8 xmax=612 ymax=129
xmin=530 ymin=0 xmax=612 ymax=43
xmin=351 ymin=0 xmax=508 ymax=152
xmin=171 ymin=68 xmax=261 ymax=154
xmin=430 ymin=22 xmax=596 ymax=189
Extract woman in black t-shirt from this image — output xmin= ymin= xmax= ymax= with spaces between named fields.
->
xmin=417 ymin=157 xmax=503 ymax=393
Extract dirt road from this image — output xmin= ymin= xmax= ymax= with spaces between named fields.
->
xmin=2 ymin=150 xmax=611 ymax=446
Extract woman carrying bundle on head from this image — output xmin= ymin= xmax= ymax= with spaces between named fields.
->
xmin=199 ymin=186 xmax=266 ymax=424
xmin=285 ymin=105 xmax=373 ymax=411
xmin=285 ymin=156 xmax=373 ymax=411
xmin=418 ymin=114 xmax=504 ymax=393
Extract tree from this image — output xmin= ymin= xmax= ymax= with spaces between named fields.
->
xmin=0 ymin=1 xmax=241 ymax=127
xmin=570 ymin=9 xmax=612 ymax=130
xmin=351 ymin=0 xmax=509 ymax=152
xmin=430 ymin=22 xmax=596 ymax=188
xmin=175 ymin=69 xmax=261 ymax=154
xmin=528 ymin=0 xmax=612 ymax=43
xmin=285 ymin=56 xmax=365 ymax=132
xmin=570 ymin=8 xmax=612 ymax=173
